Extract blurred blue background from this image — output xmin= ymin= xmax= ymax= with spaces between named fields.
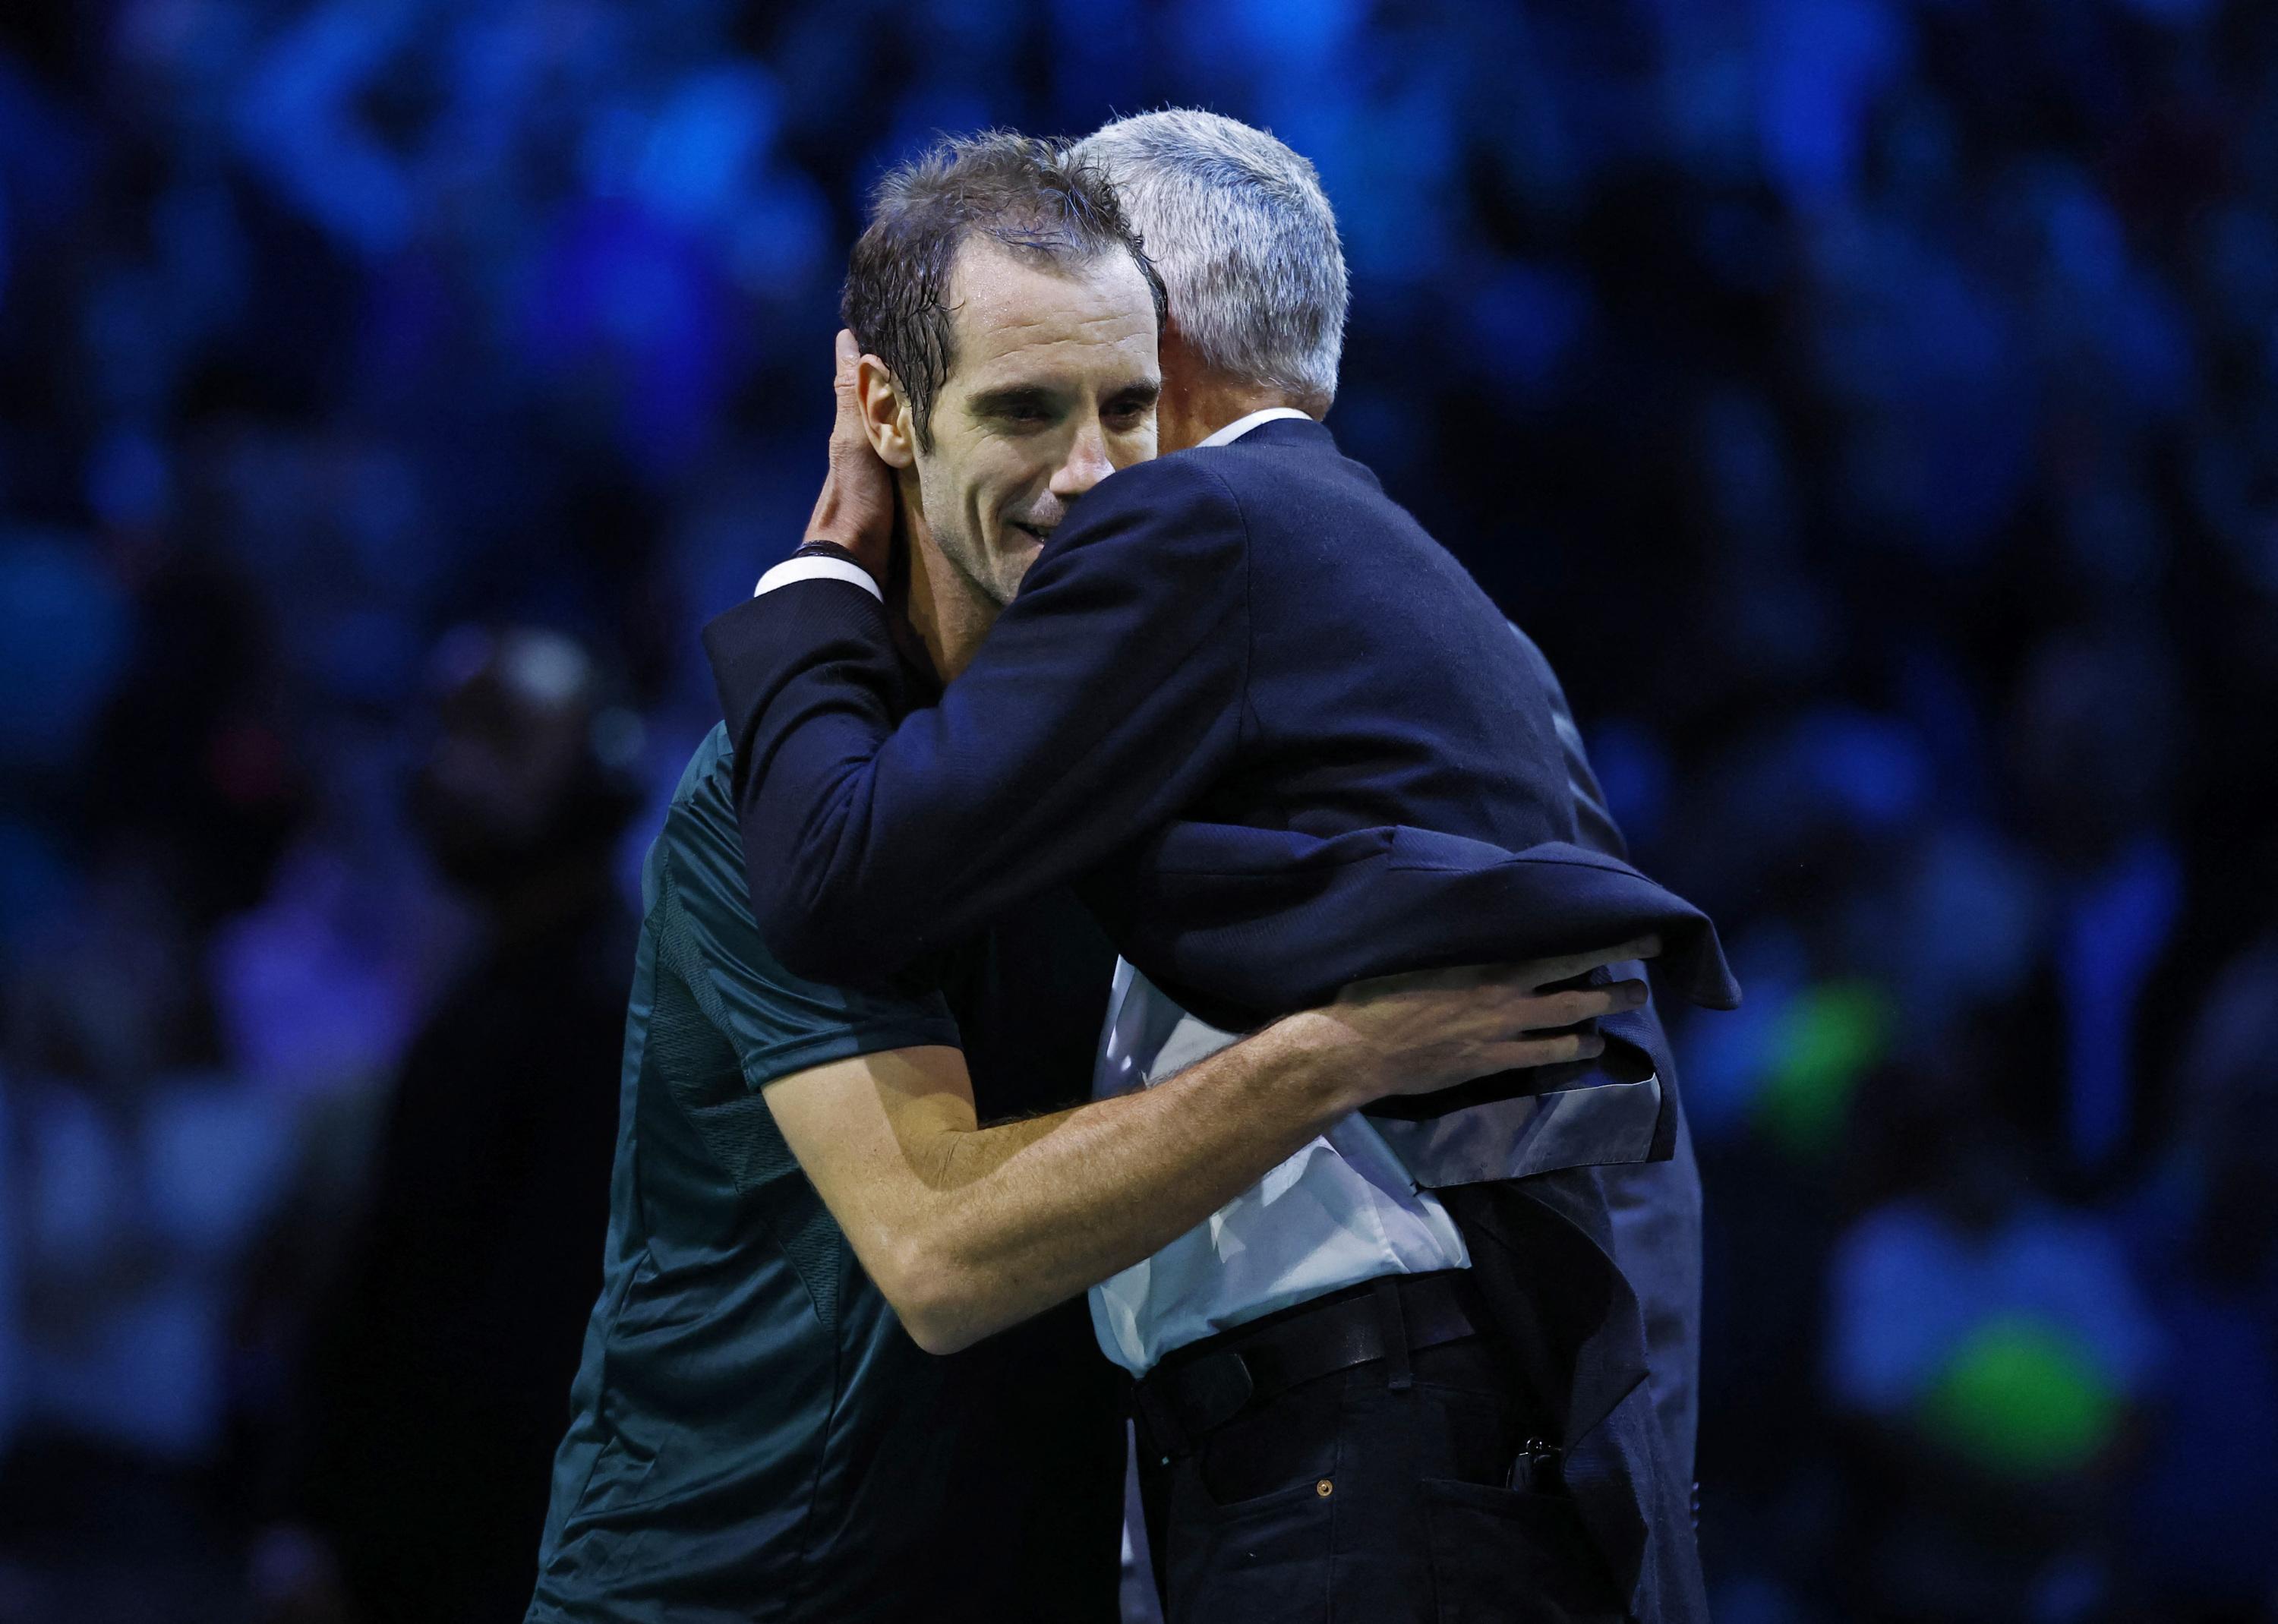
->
xmin=3 ymin=1 xmax=2276 ymax=1620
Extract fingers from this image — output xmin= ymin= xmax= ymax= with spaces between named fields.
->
xmin=1408 ymin=936 xmax=1664 ymax=1001
xmin=831 ymin=330 xmax=866 ymax=444
xmin=806 ymin=330 xmax=898 ymax=577
xmin=1489 ymin=1030 xmax=1607 ymax=1071
xmin=1525 ymin=979 xmax=1646 ymax=1030
xmin=1367 ymin=1021 xmax=1616 ymax=1100
xmin=1427 ymin=970 xmax=1647 ymax=1030
xmin=1332 ymin=961 xmax=1493 ymax=1004
xmin=1516 ymin=934 xmax=1663 ymax=991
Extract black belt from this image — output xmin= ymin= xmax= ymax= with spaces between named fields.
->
xmin=1133 ymin=1271 xmax=1481 ymax=1458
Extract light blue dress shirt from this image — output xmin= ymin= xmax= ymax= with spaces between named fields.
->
xmin=1082 ymin=407 xmax=1472 ymax=1378
xmin=1086 ymin=959 xmax=1471 ymax=1376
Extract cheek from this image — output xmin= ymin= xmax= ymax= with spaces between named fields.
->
xmin=958 ymin=478 xmax=1002 ymax=544
xmin=967 ymin=456 xmax=1040 ymax=525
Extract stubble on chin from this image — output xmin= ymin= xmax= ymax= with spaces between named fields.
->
xmin=995 ymin=536 xmax=1045 ymax=601
xmin=932 ymin=519 xmax=1024 ymax=610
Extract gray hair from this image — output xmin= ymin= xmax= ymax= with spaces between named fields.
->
xmin=1075 ymin=110 xmax=1348 ymax=412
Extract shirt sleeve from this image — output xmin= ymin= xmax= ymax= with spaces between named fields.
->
xmin=703 ymin=453 xmax=1252 ymax=988
xmin=655 ymin=756 xmax=964 ymax=1090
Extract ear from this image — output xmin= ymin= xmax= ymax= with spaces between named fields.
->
xmin=858 ymin=356 xmax=918 ymax=469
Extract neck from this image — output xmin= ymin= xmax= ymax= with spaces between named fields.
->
xmin=1157 ymin=346 xmax=1319 ymax=452
xmin=898 ymin=491 xmax=999 ymax=681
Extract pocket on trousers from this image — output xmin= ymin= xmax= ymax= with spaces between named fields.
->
xmin=1196 ymin=1386 xmax=1343 ymax=1508
xmin=1421 ymin=1479 xmax=1626 ymax=1624
xmin=1164 ymin=1471 xmax=1336 ymax=1624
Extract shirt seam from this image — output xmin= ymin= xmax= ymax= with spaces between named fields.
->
xmin=557 ymin=917 xmax=665 ymax=1547
xmin=662 ymin=728 xmax=734 ymax=820
xmin=735 ymin=1020 xmax=964 ymax=1092
xmin=542 ymin=1247 xmax=658 ymax=1546
xmin=783 ymin=1200 xmax=857 ymax=1622
xmin=654 ymin=778 xmax=961 ymax=1092
xmin=645 ymin=848 xmax=878 ymax=1624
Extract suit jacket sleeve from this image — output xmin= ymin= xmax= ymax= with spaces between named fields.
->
xmin=703 ymin=455 xmax=1251 ymax=985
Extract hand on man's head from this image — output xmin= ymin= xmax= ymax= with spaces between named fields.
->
xmin=803 ymin=329 xmax=898 ymax=588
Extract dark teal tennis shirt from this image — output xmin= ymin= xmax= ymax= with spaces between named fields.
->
xmin=526 ymin=725 xmax=1123 ymax=1623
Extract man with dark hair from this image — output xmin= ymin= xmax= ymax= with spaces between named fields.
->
xmin=841 ymin=130 xmax=1169 ymax=448
xmin=822 ymin=130 xmax=1165 ymax=614
xmin=706 ymin=114 xmax=1735 ymax=1622
xmin=524 ymin=131 xmax=1649 ymax=1624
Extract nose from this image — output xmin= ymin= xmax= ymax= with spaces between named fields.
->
xmin=1049 ymin=418 xmax=1115 ymax=501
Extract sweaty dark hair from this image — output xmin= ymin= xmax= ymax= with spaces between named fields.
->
xmin=842 ymin=129 xmax=1169 ymax=451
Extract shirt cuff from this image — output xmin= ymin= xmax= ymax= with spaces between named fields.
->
xmin=753 ymin=555 xmax=884 ymax=602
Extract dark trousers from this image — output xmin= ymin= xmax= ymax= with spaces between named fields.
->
xmin=1134 ymin=1275 xmax=1627 ymax=1624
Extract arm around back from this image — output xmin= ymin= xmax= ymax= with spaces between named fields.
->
xmin=760 ymin=945 xmax=1656 ymax=1354
xmin=704 ymin=454 xmax=1252 ymax=986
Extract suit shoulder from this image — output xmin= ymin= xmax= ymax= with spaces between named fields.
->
xmin=1037 ymin=449 xmax=1248 ymax=573
xmin=1081 ymin=445 xmax=1245 ymax=520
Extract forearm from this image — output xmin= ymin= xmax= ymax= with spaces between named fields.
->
xmin=781 ymin=955 xmax=1645 ymax=1353
xmin=900 ymin=1013 xmax=1358 ymax=1352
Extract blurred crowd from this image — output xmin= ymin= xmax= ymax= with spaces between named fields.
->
xmin=2 ymin=0 xmax=2275 ymax=1621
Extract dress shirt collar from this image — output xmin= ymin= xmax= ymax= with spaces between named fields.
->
xmin=1197 ymin=405 xmax=1315 ymax=448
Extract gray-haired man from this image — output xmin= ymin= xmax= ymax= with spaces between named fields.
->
xmin=708 ymin=113 xmax=1728 ymax=1622
xmin=1076 ymin=99 xmax=1707 ymax=1554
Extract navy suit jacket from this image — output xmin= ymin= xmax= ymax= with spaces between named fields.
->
xmin=705 ymin=418 xmax=1731 ymax=1621
xmin=706 ymin=416 xmax=1734 ymax=1028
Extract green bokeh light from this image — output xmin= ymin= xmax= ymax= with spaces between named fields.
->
xmin=1917 ymin=1313 xmax=2124 ymax=1479
xmin=1752 ymin=980 xmax=1893 ymax=1160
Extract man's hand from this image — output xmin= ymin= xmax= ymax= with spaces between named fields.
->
xmin=761 ymin=935 xmax=1661 ymax=1354
xmin=1286 ymin=935 xmax=1663 ymax=1113
xmin=803 ymin=329 xmax=898 ymax=585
